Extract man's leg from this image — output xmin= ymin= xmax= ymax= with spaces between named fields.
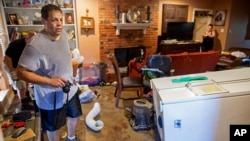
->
xmin=40 ymin=107 xmax=66 ymax=141
xmin=16 ymin=80 xmax=34 ymax=110
xmin=67 ymin=117 xmax=78 ymax=136
xmin=28 ymin=83 xmax=39 ymax=112
xmin=66 ymin=92 xmax=82 ymax=141
xmin=47 ymin=130 xmax=60 ymax=141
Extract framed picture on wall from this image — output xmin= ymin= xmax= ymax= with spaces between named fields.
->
xmin=81 ymin=17 xmax=94 ymax=29
xmin=17 ymin=18 xmax=24 ymax=25
xmin=214 ymin=10 xmax=227 ymax=26
xmin=65 ymin=13 xmax=74 ymax=24
xmin=8 ymin=13 xmax=18 ymax=25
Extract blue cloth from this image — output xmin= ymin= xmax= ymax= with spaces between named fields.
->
xmin=172 ymin=76 xmax=208 ymax=83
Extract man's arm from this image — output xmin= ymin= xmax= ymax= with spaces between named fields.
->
xmin=4 ymin=55 xmax=14 ymax=72
xmin=16 ymin=65 xmax=67 ymax=88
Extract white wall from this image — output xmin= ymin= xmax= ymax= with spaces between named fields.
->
xmin=75 ymin=0 xmax=100 ymax=64
xmin=226 ymin=0 xmax=250 ymax=49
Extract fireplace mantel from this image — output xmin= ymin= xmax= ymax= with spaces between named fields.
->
xmin=112 ymin=23 xmax=150 ymax=35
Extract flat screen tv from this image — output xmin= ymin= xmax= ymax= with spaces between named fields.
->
xmin=166 ymin=22 xmax=195 ymax=41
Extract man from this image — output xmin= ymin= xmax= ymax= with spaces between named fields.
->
xmin=5 ymin=31 xmax=36 ymax=110
xmin=17 ymin=4 xmax=82 ymax=141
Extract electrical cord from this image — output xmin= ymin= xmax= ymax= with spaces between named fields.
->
xmin=53 ymin=81 xmax=72 ymax=129
xmin=53 ymin=91 xmax=69 ymax=129
xmin=54 ymin=91 xmax=57 ymax=129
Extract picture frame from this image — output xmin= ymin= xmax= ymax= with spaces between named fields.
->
xmin=81 ymin=17 xmax=94 ymax=29
xmin=17 ymin=18 xmax=24 ymax=25
xmin=65 ymin=13 xmax=74 ymax=24
xmin=214 ymin=10 xmax=227 ymax=26
xmin=8 ymin=13 xmax=18 ymax=25
xmin=64 ymin=0 xmax=73 ymax=8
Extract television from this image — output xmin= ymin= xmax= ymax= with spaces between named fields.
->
xmin=166 ymin=22 xmax=195 ymax=41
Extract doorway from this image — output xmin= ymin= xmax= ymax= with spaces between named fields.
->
xmin=192 ymin=8 xmax=213 ymax=42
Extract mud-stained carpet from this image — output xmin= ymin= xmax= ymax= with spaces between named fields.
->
xmin=5 ymin=85 xmax=160 ymax=141
xmin=59 ymin=85 xmax=159 ymax=141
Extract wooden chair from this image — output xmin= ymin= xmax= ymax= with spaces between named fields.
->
xmin=108 ymin=54 xmax=144 ymax=107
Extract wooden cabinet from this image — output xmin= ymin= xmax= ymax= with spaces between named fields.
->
xmin=158 ymin=42 xmax=201 ymax=55
xmin=0 ymin=0 xmax=78 ymax=49
xmin=162 ymin=4 xmax=188 ymax=34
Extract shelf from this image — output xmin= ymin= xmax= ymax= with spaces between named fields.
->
xmin=6 ymin=24 xmax=75 ymax=27
xmin=3 ymin=7 xmax=41 ymax=10
xmin=0 ymin=0 xmax=78 ymax=49
xmin=111 ymin=23 xmax=150 ymax=35
xmin=7 ymin=25 xmax=43 ymax=27
xmin=3 ymin=6 xmax=73 ymax=10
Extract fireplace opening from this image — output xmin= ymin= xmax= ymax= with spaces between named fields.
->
xmin=114 ymin=46 xmax=146 ymax=74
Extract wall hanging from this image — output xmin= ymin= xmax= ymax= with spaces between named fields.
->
xmin=214 ymin=10 xmax=227 ymax=26
xmin=8 ymin=13 xmax=18 ymax=25
xmin=81 ymin=9 xmax=94 ymax=32
xmin=65 ymin=13 xmax=74 ymax=24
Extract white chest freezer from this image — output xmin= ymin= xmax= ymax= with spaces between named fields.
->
xmin=151 ymin=68 xmax=250 ymax=141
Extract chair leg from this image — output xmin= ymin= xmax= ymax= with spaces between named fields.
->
xmin=114 ymin=86 xmax=118 ymax=97
xmin=139 ymin=87 xmax=144 ymax=98
xmin=115 ymin=88 xmax=122 ymax=107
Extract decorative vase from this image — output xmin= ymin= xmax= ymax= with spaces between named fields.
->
xmin=57 ymin=0 xmax=64 ymax=8
xmin=146 ymin=6 xmax=151 ymax=22
xmin=115 ymin=5 xmax=120 ymax=23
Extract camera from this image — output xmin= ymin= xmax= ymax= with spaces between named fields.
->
xmin=62 ymin=80 xmax=72 ymax=93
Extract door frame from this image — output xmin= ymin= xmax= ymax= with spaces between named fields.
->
xmin=192 ymin=8 xmax=213 ymax=41
xmin=192 ymin=8 xmax=213 ymax=22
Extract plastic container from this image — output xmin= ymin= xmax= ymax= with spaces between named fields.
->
xmin=79 ymin=64 xmax=100 ymax=86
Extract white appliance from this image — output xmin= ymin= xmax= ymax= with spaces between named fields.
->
xmin=151 ymin=68 xmax=250 ymax=141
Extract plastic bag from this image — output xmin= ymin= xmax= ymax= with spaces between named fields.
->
xmin=79 ymin=90 xmax=97 ymax=103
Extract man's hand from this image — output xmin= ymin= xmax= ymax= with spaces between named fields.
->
xmin=48 ymin=77 xmax=67 ymax=88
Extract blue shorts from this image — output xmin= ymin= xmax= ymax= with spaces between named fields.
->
xmin=39 ymin=90 xmax=82 ymax=131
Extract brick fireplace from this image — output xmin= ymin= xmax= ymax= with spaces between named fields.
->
xmin=98 ymin=0 xmax=160 ymax=65
xmin=104 ymin=46 xmax=146 ymax=82
xmin=114 ymin=46 xmax=146 ymax=68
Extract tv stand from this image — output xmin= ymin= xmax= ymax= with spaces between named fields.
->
xmin=158 ymin=41 xmax=202 ymax=54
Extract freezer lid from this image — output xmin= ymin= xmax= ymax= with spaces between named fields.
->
xmin=151 ymin=67 xmax=250 ymax=90
xmin=158 ymin=80 xmax=250 ymax=105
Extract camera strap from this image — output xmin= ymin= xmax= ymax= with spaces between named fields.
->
xmin=54 ymin=91 xmax=57 ymax=129
xmin=53 ymin=90 xmax=69 ymax=129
